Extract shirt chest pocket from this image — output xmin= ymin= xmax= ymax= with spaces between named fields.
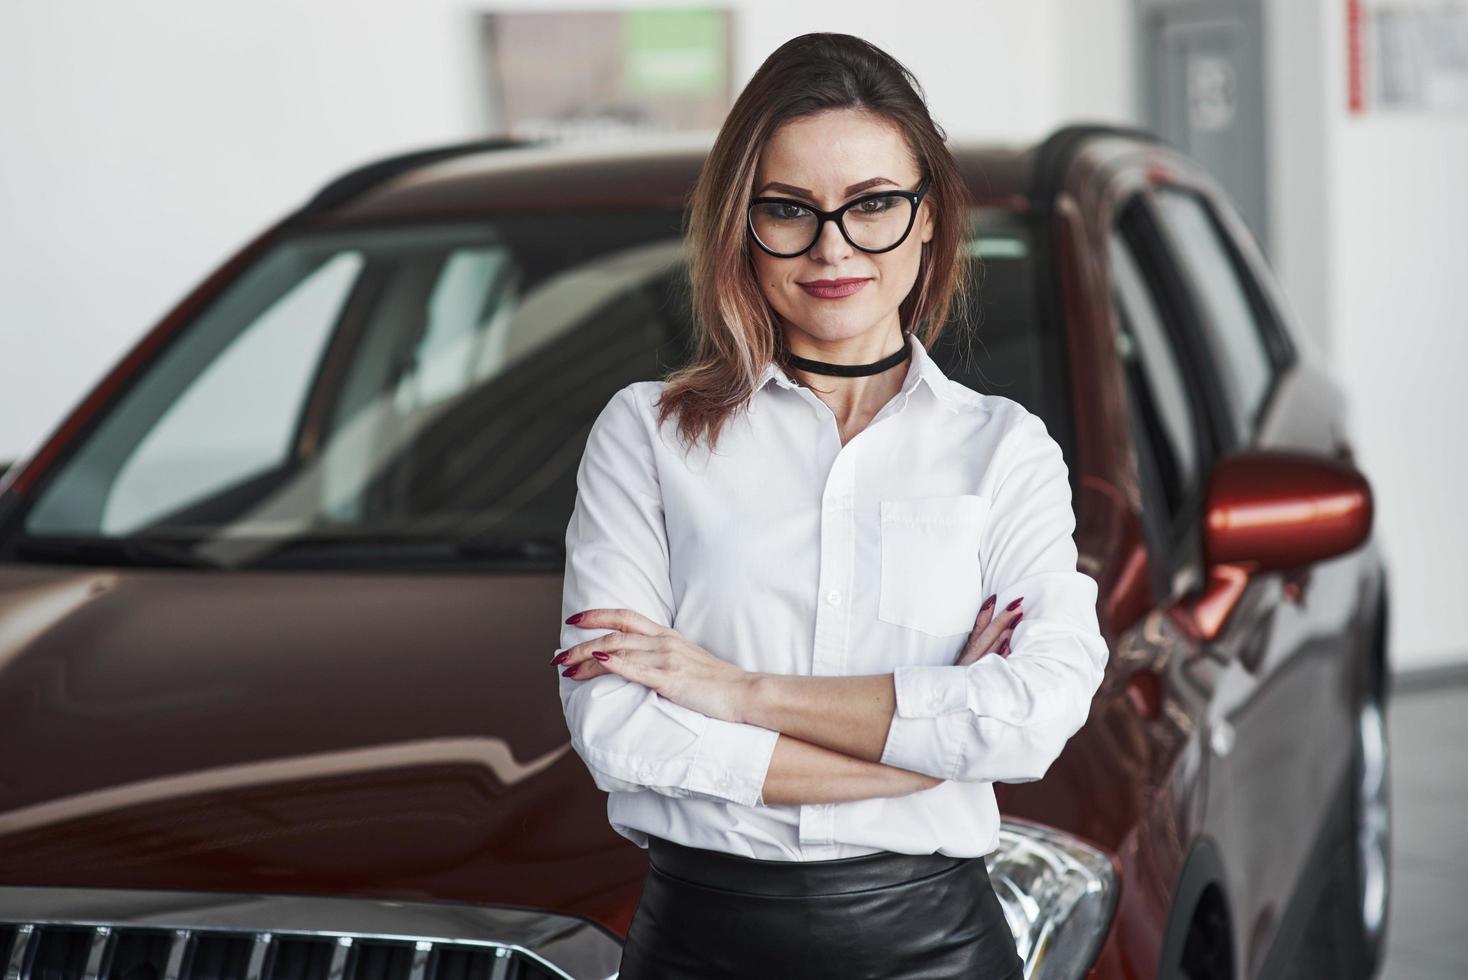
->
xmin=877 ymin=494 xmax=988 ymax=638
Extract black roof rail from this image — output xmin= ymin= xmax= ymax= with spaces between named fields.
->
xmin=1026 ymin=122 xmax=1163 ymax=211
xmin=295 ymin=136 xmax=543 ymax=217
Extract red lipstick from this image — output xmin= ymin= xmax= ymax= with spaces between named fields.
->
xmin=798 ymin=277 xmax=871 ymax=299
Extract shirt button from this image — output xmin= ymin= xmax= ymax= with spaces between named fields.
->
xmin=826 ymin=590 xmax=842 ymax=606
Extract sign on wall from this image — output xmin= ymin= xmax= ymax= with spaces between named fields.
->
xmin=1349 ymin=0 xmax=1468 ymax=113
xmin=478 ymin=9 xmax=733 ymax=140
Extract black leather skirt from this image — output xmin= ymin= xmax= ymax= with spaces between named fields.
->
xmin=617 ymin=835 xmax=1026 ymax=979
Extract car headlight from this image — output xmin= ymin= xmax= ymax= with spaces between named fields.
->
xmin=987 ymin=818 xmax=1119 ymax=979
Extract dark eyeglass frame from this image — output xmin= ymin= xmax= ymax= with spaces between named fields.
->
xmin=746 ymin=174 xmax=933 ymax=258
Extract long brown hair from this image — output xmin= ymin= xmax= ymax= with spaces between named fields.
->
xmin=656 ymin=32 xmax=976 ymax=453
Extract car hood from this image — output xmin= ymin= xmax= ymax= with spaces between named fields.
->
xmin=0 ymin=563 xmax=645 ymax=925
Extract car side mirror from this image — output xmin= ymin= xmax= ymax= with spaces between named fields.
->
xmin=1180 ymin=449 xmax=1374 ymax=641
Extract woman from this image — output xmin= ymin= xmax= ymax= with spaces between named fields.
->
xmin=552 ymin=32 xmax=1108 ymax=979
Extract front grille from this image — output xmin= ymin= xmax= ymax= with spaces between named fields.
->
xmin=0 ymin=888 xmax=622 ymax=980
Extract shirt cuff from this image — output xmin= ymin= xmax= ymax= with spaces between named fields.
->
xmin=893 ymin=663 xmax=970 ymax=716
xmin=683 ymin=715 xmax=781 ymax=807
xmin=898 ymin=652 xmax=1080 ymax=726
xmin=879 ymin=664 xmax=972 ymax=780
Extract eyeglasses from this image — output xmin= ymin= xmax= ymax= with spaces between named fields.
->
xmin=747 ymin=175 xmax=932 ymax=258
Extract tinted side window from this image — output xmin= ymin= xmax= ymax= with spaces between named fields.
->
xmin=1109 ymin=228 xmax=1202 ymax=530
xmin=1152 ymin=187 xmax=1275 ymax=438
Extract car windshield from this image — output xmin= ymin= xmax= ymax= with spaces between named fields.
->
xmin=10 ymin=206 xmax=1062 ymax=570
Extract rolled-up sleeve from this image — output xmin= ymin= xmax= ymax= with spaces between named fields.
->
xmin=879 ymin=406 xmax=1109 ymax=783
xmin=558 ymin=384 xmax=781 ymax=807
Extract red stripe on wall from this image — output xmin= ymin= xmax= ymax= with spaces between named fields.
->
xmin=1347 ymin=0 xmax=1366 ymax=113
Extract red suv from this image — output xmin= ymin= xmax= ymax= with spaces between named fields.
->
xmin=0 ymin=125 xmax=1386 ymax=980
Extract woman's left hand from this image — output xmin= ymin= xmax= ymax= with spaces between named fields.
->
xmin=554 ymin=609 xmax=754 ymax=724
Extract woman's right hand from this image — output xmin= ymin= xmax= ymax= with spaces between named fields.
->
xmin=954 ymin=594 xmax=1023 ymax=666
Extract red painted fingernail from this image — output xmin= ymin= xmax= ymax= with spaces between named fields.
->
xmin=565 ymin=613 xmax=585 ymax=624
xmin=998 ymin=638 xmax=1010 ymax=656
xmin=1012 ymin=612 xmax=1023 ymax=626
xmin=592 ymin=651 xmax=610 ymax=661
xmin=562 ymin=665 xmax=580 ymax=677
xmin=1005 ymin=596 xmax=1024 ymax=611
xmin=980 ymin=594 xmax=996 ymax=611
xmin=551 ymin=651 xmax=569 ymax=665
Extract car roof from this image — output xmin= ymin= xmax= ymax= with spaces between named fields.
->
xmin=299 ymin=132 xmax=1041 ymax=229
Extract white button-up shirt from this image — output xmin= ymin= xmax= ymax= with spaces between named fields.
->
xmin=557 ymin=330 xmax=1108 ymax=860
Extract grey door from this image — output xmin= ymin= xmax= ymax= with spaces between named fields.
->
xmin=1140 ymin=0 xmax=1269 ymax=255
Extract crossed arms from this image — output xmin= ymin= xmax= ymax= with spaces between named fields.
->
xmin=556 ymin=386 xmax=1107 ymax=808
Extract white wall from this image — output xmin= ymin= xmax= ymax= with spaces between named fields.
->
xmin=1316 ymin=7 xmax=1468 ymax=671
xmin=1055 ymin=0 xmax=1138 ymax=126
xmin=0 ymin=0 xmax=481 ymax=467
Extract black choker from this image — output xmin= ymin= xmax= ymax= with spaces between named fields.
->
xmin=785 ymin=332 xmax=912 ymax=377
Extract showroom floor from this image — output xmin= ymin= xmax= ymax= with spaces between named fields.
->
xmin=1378 ymin=667 xmax=1468 ymax=979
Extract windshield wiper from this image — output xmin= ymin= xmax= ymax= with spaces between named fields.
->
xmin=454 ymin=533 xmax=564 ymax=560
xmin=13 ymin=535 xmax=224 ymax=569
xmin=14 ymin=532 xmax=567 ymax=570
xmin=239 ymin=533 xmax=564 ymax=567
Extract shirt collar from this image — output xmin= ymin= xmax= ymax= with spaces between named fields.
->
xmin=749 ymin=330 xmax=963 ymax=416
